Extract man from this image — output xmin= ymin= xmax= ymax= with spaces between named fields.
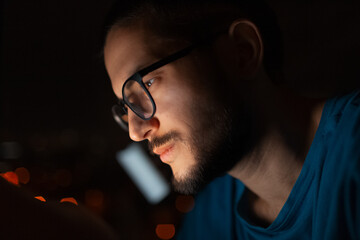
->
xmin=103 ymin=0 xmax=360 ymax=239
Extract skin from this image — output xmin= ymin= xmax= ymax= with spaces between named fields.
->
xmin=104 ymin=20 xmax=325 ymax=226
xmin=104 ymin=24 xmax=231 ymax=194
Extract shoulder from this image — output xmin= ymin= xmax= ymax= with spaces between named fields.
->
xmin=327 ymin=90 xmax=360 ymax=162
xmin=317 ymin=90 xmax=360 ymax=183
xmin=320 ymin=90 xmax=360 ymax=161
xmin=315 ymin=89 xmax=360 ymax=238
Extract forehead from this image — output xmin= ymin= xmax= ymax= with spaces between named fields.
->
xmin=104 ymin=26 xmax=154 ymax=95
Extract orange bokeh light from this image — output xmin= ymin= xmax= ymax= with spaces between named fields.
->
xmin=35 ymin=196 xmax=46 ymax=202
xmin=175 ymin=195 xmax=195 ymax=213
xmin=60 ymin=197 xmax=78 ymax=205
xmin=0 ymin=171 xmax=19 ymax=186
xmin=15 ymin=167 xmax=30 ymax=184
xmin=155 ymin=224 xmax=176 ymax=240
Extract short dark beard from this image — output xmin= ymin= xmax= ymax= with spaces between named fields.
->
xmin=147 ymin=114 xmax=234 ymax=195
xmin=171 ymin=105 xmax=254 ymax=195
xmin=148 ymin=65 xmax=257 ymax=195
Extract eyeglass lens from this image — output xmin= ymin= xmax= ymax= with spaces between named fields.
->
xmin=123 ymin=79 xmax=154 ymax=119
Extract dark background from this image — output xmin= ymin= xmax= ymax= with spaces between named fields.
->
xmin=1 ymin=0 xmax=359 ymax=239
xmin=0 ymin=0 xmax=182 ymax=239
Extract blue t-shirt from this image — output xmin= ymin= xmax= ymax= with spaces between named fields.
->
xmin=177 ymin=90 xmax=360 ymax=239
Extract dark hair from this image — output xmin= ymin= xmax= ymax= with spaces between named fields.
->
xmin=102 ymin=0 xmax=283 ymax=83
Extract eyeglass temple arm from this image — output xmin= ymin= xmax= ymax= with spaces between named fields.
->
xmin=138 ymin=45 xmax=196 ymax=77
xmin=138 ymin=31 xmax=225 ymax=77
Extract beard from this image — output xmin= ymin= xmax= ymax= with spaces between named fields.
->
xmin=148 ymin=61 xmax=257 ymax=195
xmin=148 ymin=92 xmax=256 ymax=195
xmin=170 ymin=103 xmax=256 ymax=195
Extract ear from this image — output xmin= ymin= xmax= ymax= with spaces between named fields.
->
xmin=228 ymin=19 xmax=263 ymax=76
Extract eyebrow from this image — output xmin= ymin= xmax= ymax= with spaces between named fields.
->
xmin=126 ymin=58 xmax=163 ymax=82
xmin=142 ymin=69 xmax=163 ymax=79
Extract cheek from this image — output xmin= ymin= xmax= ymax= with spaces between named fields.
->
xmin=155 ymin=84 xmax=198 ymax=128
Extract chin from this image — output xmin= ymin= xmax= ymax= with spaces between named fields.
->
xmin=169 ymin=105 xmax=243 ymax=194
xmin=170 ymin=163 xmax=208 ymax=195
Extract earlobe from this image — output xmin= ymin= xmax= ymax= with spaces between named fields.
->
xmin=228 ymin=19 xmax=264 ymax=75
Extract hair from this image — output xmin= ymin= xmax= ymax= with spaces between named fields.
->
xmin=102 ymin=0 xmax=283 ymax=83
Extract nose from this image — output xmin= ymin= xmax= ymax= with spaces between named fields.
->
xmin=127 ymin=110 xmax=159 ymax=142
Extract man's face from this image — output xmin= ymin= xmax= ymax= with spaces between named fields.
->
xmin=104 ymin=26 xmax=243 ymax=194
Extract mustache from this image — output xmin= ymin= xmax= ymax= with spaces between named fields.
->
xmin=148 ymin=131 xmax=180 ymax=153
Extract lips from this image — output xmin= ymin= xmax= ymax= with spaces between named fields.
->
xmin=153 ymin=143 xmax=175 ymax=163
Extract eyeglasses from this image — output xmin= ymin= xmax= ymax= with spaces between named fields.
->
xmin=112 ymin=33 xmax=222 ymax=131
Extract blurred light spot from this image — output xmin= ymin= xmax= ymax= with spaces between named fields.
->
xmin=0 ymin=171 xmax=19 ymax=186
xmin=85 ymin=189 xmax=104 ymax=214
xmin=1 ymin=142 xmax=22 ymax=159
xmin=35 ymin=196 xmax=46 ymax=202
xmin=155 ymin=224 xmax=175 ymax=240
xmin=60 ymin=197 xmax=78 ymax=205
xmin=53 ymin=169 xmax=72 ymax=187
xmin=15 ymin=167 xmax=30 ymax=184
xmin=175 ymin=195 xmax=195 ymax=213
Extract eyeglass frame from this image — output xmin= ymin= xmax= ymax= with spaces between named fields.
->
xmin=112 ymin=32 xmax=224 ymax=130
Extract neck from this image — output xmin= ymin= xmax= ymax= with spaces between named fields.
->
xmin=228 ymin=78 xmax=325 ymax=224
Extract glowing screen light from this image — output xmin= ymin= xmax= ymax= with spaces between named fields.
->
xmin=116 ymin=143 xmax=170 ymax=204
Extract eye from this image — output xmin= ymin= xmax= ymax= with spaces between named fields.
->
xmin=144 ymin=78 xmax=155 ymax=88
